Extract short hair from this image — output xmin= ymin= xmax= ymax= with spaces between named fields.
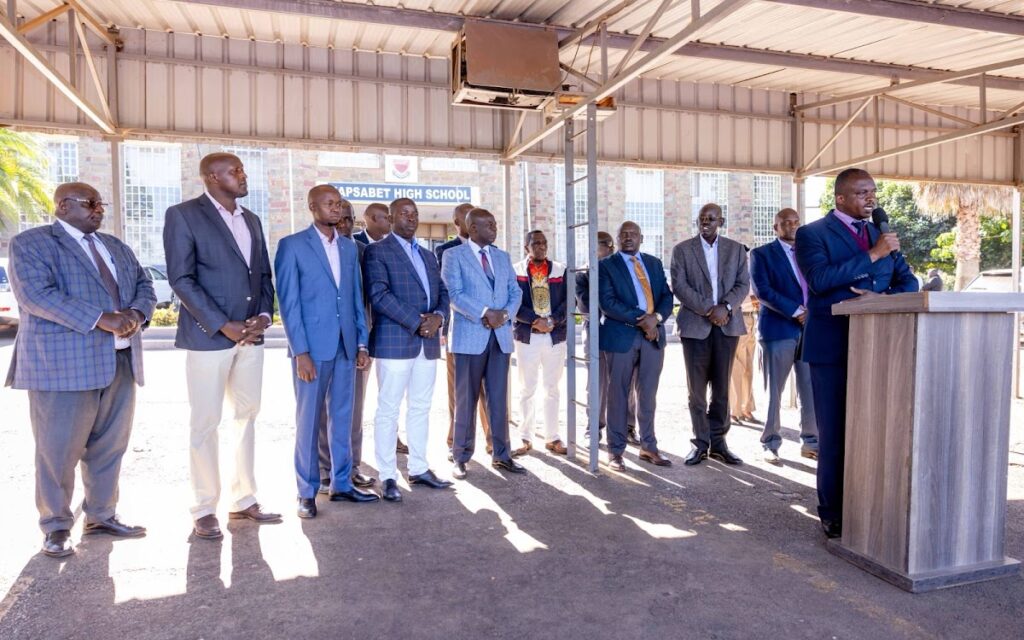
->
xmin=524 ymin=229 xmax=546 ymax=245
xmin=339 ymin=198 xmax=354 ymax=217
xmin=775 ymin=207 xmax=799 ymax=221
xmin=467 ymin=208 xmax=494 ymax=227
xmin=834 ymin=168 xmax=871 ymax=195
xmin=199 ymin=152 xmax=239 ymax=176
xmin=597 ymin=231 xmax=614 ymax=247
xmin=307 ymin=184 xmax=340 ymax=204
xmin=364 ymin=202 xmax=389 ymax=218
xmin=698 ymin=203 xmax=723 ymax=218
xmin=389 ymin=197 xmax=416 ymax=215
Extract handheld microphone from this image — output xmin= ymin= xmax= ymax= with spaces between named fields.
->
xmin=871 ymin=207 xmax=898 ymax=259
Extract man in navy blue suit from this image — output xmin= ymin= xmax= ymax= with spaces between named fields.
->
xmin=749 ymin=208 xmax=817 ymax=465
xmin=364 ymin=198 xmax=453 ymax=502
xmin=353 ymin=202 xmax=391 ymax=245
xmin=275 ymin=185 xmax=379 ymax=519
xmin=598 ymin=221 xmax=675 ymax=472
xmin=795 ymin=168 xmax=918 ymax=539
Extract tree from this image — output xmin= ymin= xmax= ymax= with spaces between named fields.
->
xmin=0 ymin=129 xmax=53 ymax=231
xmin=914 ymin=183 xmax=1014 ymax=290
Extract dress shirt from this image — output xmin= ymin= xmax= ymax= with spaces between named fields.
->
xmin=316 ymin=226 xmax=341 ymax=287
xmin=618 ymin=251 xmax=654 ymax=313
xmin=832 ymin=209 xmax=865 ymax=235
xmin=394 ymin=234 xmax=433 ymax=309
xmin=777 ymin=239 xmax=808 ymax=314
xmin=700 ymin=235 xmax=720 ymax=305
xmin=57 ymin=218 xmax=130 ymax=350
xmin=468 ymin=238 xmax=497 ymax=318
xmin=205 ymin=190 xmax=251 ymax=267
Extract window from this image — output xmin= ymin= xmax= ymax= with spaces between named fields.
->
xmin=691 ymin=171 xmax=729 ymax=235
xmin=20 ymin=138 xmax=79 ymax=231
xmin=319 ymin=151 xmax=379 ymax=168
xmin=554 ymin=164 xmax=589 ymax=266
xmin=122 ymin=143 xmax=182 ymax=266
xmin=752 ymin=174 xmax=782 ymax=247
xmin=624 ymin=168 xmax=665 ymax=259
xmin=222 ymin=146 xmax=270 ymax=232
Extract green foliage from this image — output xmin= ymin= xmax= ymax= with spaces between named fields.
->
xmin=150 ymin=308 xmax=179 ymax=326
xmin=931 ymin=215 xmax=1015 ymax=272
xmin=0 ymin=130 xmax=53 ymax=231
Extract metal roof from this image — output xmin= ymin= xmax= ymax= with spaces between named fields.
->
xmin=8 ymin=0 xmax=1024 ymax=110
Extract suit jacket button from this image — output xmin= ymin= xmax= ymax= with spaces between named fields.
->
xmin=246 ymin=296 xmax=252 ymax=301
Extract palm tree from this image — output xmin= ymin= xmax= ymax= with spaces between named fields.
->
xmin=0 ymin=128 xmax=53 ymax=231
xmin=914 ymin=183 xmax=1015 ymax=290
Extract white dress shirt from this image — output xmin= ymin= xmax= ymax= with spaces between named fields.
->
xmin=777 ymin=239 xmax=808 ymax=315
xmin=58 ymin=218 xmax=130 ymax=350
xmin=205 ymin=191 xmax=251 ymax=267
xmin=316 ymin=226 xmax=341 ymax=287
xmin=700 ymin=235 xmax=720 ymax=305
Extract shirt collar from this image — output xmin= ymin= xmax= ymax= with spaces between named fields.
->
xmin=777 ymin=238 xmax=795 ymax=253
xmin=619 ymin=251 xmax=642 ymax=265
xmin=394 ymin=234 xmax=419 ymax=253
xmin=700 ymin=235 xmax=719 ymax=251
xmin=57 ymin=218 xmax=87 ymax=242
xmin=467 ymin=239 xmax=489 ymax=255
xmin=314 ymin=224 xmax=336 ymax=244
xmin=205 ymin=191 xmax=242 ymax=217
xmin=832 ymin=208 xmax=863 ymax=230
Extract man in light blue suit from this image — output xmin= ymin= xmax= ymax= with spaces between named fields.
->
xmin=6 ymin=182 xmax=156 ymax=558
xmin=441 ymin=208 xmax=525 ymax=479
xmin=275 ymin=185 xmax=378 ymax=519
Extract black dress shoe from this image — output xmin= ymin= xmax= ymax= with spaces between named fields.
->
xmin=452 ymin=462 xmax=467 ymax=480
xmin=409 ymin=469 xmax=453 ymax=489
xmin=396 ymin=438 xmax=409 ymax=454
xmin=382 ymin=479 xmax=402 ymax=502
xmin=42 ymin=530 xmax=73 ymax=558
xmin=84 ymin=516 xmax=147 ymax=538
xmin=297 ymin=498 xmax=317 ymax=519
xmin=626 ymin=428 xmax=641 ymax=446
xmin=193 ymin=514 xmax=223 ymax=540
xmin=684 ymin=447 xmax=708 ymax=466
xmin=352 ymin=472 xmax=376 ymax=488
xmin=607 ymin=454 xmax=626 ymax=472
xmin=709 ymin=448 xmax=743 ymax=465
xmin=821 ymin=519 xmax=842 ymax=539
xmin=330 ymin=488 xmax=380 ymax=503
xmin=492 ymin=458 xmax=526 ymax=474
xmin=318 ymin=481 xmax=331 ymax=495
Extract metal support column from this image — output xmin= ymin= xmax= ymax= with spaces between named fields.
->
xmin=565 ymin=119 xmax=579 ymax=460
xmin=502 ymin=161 xmax=513 ymax=251
xmin=109 ymin=140 xmax=122 ymax=239
xmin=1014 ymin=129 xmax=1022 ymax=398
xmin=584 ymin=103 xmax=600 ymax=472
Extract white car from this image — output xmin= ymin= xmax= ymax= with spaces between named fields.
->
xmin=0 ymin=257 xmax=19 ymax=326
xmin=144 ymin=265 xmax=177 ymax=309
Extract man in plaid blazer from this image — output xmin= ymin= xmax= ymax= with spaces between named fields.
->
xmin=6 ymin=182 xmax=156 ymax=558
xmin=363 ymin=198 xmax=452 ymax=502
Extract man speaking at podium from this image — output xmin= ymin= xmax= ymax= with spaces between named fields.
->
xmin=795 ymin=168 xmax=918 ymax=540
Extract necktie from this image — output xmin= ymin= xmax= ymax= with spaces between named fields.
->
xmin=853 ymin=220 xmax=867 ymax=241
xmin=631 ymin=255 xmax=655 ymax=313
xmin=84 ymin=235 xmax=121 ymax=306
xmin=480 ymin=249 xmax=495 ymax=288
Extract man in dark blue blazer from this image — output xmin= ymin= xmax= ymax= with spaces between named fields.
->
xmin=275 ymin=185 xmax=378 ymax=519
xmin=598 ymin=221 xmax=674 ymax=472
xmin=795 ymin=168 xmax=918 ymax=539
xmin=164 ymin=153 xmax=280 ymax=539
xmin=435 ymin=203 xmax=492 ymax=457
xmin=364 ymin=198 xmax=453 ymax=502
xmin=353 ymin=202 xmax=391 ymax=245
xmin=749 ymin=208 xmax=817 ymax=464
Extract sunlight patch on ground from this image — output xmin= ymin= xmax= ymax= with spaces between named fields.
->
xmin=109 ymin=538 xmax=187 ymax=604
xmin=622 ymin=515 xmax=696 ymax=539
xmin=453 ymin=481 xmax=548 ymax=553
xmin=258 ymin=521 xmax=319 ymax=581
xmin=719 ymin=523 xmax=748 ymax=532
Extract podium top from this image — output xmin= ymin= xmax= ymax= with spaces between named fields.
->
xmin=832 ymin=291 xmax=1024 ymax=316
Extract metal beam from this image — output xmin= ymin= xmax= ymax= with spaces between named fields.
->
xmin=880 ymin=94 xmax=977 ymax=127
xmin=803 ymin=112 xmax=1024 ymax=177
xmin=16 ymin=3 xmax=68 ymax=35
xmin=558 ymin=0 xmax=637 ymax=51
xmin=73 ymin=14 xmax=114 ymax=125
xmin=504 ymin=0 xmax=752 ymax=160
xmin=765 ymin=0 xmax=1024 ymax=37
xmin=0 ymin=13 xmax=116 ymax=133
xmin=66 ymin=0 xmax=117 ymax=46
xmin=611 ymin=0 xmax=673 ymax=78
xmin=802 ymin=97 xmax=872 ymax=172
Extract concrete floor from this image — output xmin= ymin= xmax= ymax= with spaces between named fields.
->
xmin=0 ymin=326 xmax=1022 ymax=639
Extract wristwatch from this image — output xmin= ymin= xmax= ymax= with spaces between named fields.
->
xmin=725 ymin=303 xmax=733 ymax=314
xmin=655 ymin=313 xmax=664 ymax=323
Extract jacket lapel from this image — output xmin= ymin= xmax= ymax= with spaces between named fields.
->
xmin=305 ymin=225 xmax=338 ymax=289
xmin=52 ymin=222 xmax=108 ymax=293
xmin=388 ymin=235 xmax=427 ymax=295
xmin=825 ymin=211 xmax=862 ymax=254
xmin=772 ymin=240 xmax=801 ymax=290
xmin=691 ymin=239 xmax=713 ymax=287
xmin=613 ymin=253 xmax=641 ymax=308
xmin=200 ymin=194 xmax=248 ymax=266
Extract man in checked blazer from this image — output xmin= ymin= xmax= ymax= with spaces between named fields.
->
xmin=671 ymin=203 xmax=751 ymax=467
xmin=6 ymin=182 xmax=156 ymax=558
xmin=364 ymin=198 xmax=453 ymax=502
xmin=441 ymin=208 xmax=525 ymax=479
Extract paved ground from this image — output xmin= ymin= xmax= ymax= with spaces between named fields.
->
xmin=0 ymin=325 xmax=1022 ymax=639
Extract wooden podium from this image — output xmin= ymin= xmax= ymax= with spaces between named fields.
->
xmin=829 ymin=291 xmax=1023 ymax=592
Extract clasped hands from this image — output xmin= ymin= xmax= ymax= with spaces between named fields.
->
xmin=704 ymin=304 xmax=730 ymax=327
xmin=634 ymin=313 xmax=659 ymax=342
xmin=221 ymin=315 xmax=271 ymax=345
xmin=530 ymin=317 xmax=554 ymax=334
xmin=97 ymin=308 xmax=145 ymax=339
xmin=417 ymin=313 xmax=443 ymax=338
xmin=481 ymin=309 xmax=508 ymax=330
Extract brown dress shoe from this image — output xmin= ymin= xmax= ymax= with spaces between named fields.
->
xmin=639 ymin=449 xmax=672 ymax=466
xmin=396 ymin=438 xmax=410 ymax=454
xmin=511 ymin=440 xmax=532 ymax=458
xmin=228 ymin=503 xmax=283 ymax=524
xmin=193 ymin=514 xmax=223 ymax=540
xmin=545 ymin=440 xmax=568 ymax=455
xmin=607 ymin=454 xmax=626 ymax=472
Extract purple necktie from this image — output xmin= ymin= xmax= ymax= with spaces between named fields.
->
xmin=84 ymin=235 xmax=121 ymax=306
xmin=479 ymin=249 xmax=495 ymax=288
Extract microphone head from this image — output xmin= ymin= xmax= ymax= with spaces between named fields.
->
xmin=871 ymin=207 xmax=889 ymax=226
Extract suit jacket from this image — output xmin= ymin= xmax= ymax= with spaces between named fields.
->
xmin=363 ymin=234 xmax=449 ymax=360
xmin=5 ymin=222 xmax=157 ymax=391
xmin=795 ymin=211 xmax=919 ymax=364
xmin=441 ymin=242 xmax=522 ymax=355
xmin=435 ymin=236 xmax=463 ymax=267
xmin=513 ymin=258 xmax=568 ymax=345
xmin=598 ymin=252 xmax=674 ymax=353
xmin=274 ymin=225 xmax=368 ymax=362
xmin=163 ymin=193 xmax=274 ymax=351
xmin=353 ymin=230 xmax=382 ymax=246
xmin=750 ymin=240 xmax=805 ymax=342
xmin=670 ymin=236 xmax=750 ymax=339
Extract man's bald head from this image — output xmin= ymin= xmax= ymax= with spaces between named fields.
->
xmin=774 ymin=207 xmax=801 ymax=243
xmin=53 ymin=182 xmax=104 ymax=234
xmin=362 ymin=202 xmax=392 ymax=240
xmin=53 ymin=181 xmax=96 ymax=204
xmin=453 ymin=202 xmax=475 ymax=238
xmin=199 ymin=152 xmax=248 ymax=200
xmin=307 ymin=184 xmax=340 ymax=205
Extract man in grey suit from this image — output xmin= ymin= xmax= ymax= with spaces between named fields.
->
xmin=6 ymin=182 xmax=156 ymax=558
xmin=164 ymin=153 xmax=281 ymax=540
xmin=670 ymin=203 xmax=751 ymax=466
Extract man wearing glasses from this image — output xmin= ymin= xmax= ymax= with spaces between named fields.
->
xmin=6 ymin=182 xmax=157 ymax=558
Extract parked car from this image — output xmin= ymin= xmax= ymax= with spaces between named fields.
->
xmin=963 ymin=268 xmax=1023 ymax=293
xmin=0 ymin=257 xmax=19 ymax=327
xmin=144 ymin=264 xmax=177 ymax=309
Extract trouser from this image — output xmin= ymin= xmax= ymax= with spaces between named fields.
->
xmin=29 ymin=349 xmax=136 ymax=534
xmin=446 ymin=351 xmax=492 ymax=449
xmin=514 ymin=334 xmax=567 ymax=443
xmin=584 ymin=322 xmax=635 ymax=430
xmin=452 ymin=333 xmax=511 ymax=463
xmin=760 ymin=338 xmax=818 ymax=452
xmin=186 ymin=344 xmax=264 ymax=519
xmin=729 ymin=312 xmax=757 ymax=417
xmin=318 ymin=364 xmax=368 ymax=482
xmin=293 ymin=350 xmax=356 ymax=498
xmin=374 ymin=351 xmax=436 ymax=481
xmin=604 ymin=332 xmax=664 ymax=455
xmin=810 ymin=361 xmax=847 ymax=522
xmin=681 ymin=327 xmax=740 ymax=451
